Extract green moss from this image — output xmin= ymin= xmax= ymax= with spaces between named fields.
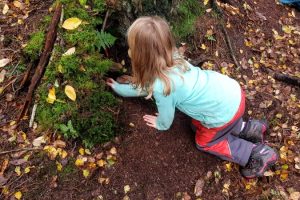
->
xmin=35 ymin=0 xmax=117 ymax=148
xmin=64 ymin=29 xmax=116 ymax=53
xmin=58 ymin=54 xmax=81 ymax=78
xmin=73 ymin=91 xmax=117 ymax=148
xmin=23 ymin=31 xmax=45 ymax=61
xmin=84 ymin=54 xmax=112 ymax=75
xmin=171 ymin=0 xmax=205 ymax=39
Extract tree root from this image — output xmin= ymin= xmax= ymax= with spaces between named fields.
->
xmin=261 ymin=66 xmax=300 ymax=87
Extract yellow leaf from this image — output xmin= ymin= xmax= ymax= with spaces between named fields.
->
xmin=60 ymin=150 xmax=68 ymax=159
xmin=200 ymin=44 xmax=207 ymax=50
xmin=84 ymin=149 xmax=91 ymax=155
xmin=225 ymin=163 xmax=232 ymax=172
xmin=15 ymin=166 xmax=21 ymax=176
xmin=65 ymin=85 xmax=76 ymax=101
xmin=79 ymin=148 xmax=85 ymax=155
xmin=282 ymin=25 xmax=294 ymax=34
xmin=13 ymin=1 xmax=23 ymax=9
xmin=82 ymin=169 xmax=89 ymax=178
xmin=2 ymin=186 xmax=9 ymax=195
xmin=62 ymin=17 xmax=82 ymax=30
xmin=124 ymin=185 xmax=130 ymax=194
xmin=57 ymin=64 xmax=63 ymax=73
xmin=244 ymin=40 xmax=253 ymax=47
xmin=56 ymin=161 xmax=63 ymax=171
xmin=97 ymin=159 xmax=106 ymax=167
xmin=221 ymin=67 xmax=229 ymax=75
xmin=14 ymin=191 xmax=22 ymax=200
xmin=289 ymin=40 xmax=296 ymax=45
xmin=290 ymin=192 xmax=300 ymax=200
xmin=46 ymin=87 xmax=56 ymax=104
xmin=204 ymin=0 xmax=209 ymax=5
xmin=75 ymin=158 xmax=86 ymax=167
xmin=276 ymin=113 xmax=282 ymax=119
xmin=24 ymin=167 xmax=30 ymax=174
xmin=2 ymin=4 xmax=9 ymax=15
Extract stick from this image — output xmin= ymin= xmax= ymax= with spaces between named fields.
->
xmin=18 ymin=3 xmax=62 ymax=121
xmin=261 ymin=66 xmax=300 ymax=87
xmin=211 ymin=0 xmax=241 ymax=69
xmin=0 ymin=147 xmax=42 ymax=156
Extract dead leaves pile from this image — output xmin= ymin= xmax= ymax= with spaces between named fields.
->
xmin=0 ymin=121 xmax=119 ymax=198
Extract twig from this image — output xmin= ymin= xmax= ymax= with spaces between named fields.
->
xmin=261 ymin=66 xmax=300 ymax=87
xmin=0 ymin=147 xmax=42 ymax=156
xmin=29 ymin=103 xmax=37 ymax=128
xmin=211 ymin=0 xmax=241 ymax=69
xmin=101 ymin=9 xmax=110 ymax=32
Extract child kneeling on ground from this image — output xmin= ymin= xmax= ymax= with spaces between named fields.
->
xmin=106 ymin=16 xmax=278 ymax=178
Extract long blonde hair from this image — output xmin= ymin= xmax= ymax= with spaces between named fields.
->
xmin=127 ymin=16 xmax=186 ymax=96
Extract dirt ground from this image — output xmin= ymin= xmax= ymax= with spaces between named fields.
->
xmin=1 ymin=0 xmax=300 ymax=199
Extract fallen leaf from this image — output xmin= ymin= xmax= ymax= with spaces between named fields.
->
xmin=124 ymin=185 xmax=130 ymax=194
xmin=79 ymin=148 xmax=85 ymax=155
xmin=2 ymin=4 xmax=9 ymax=15
xmin=15 ymin=166 xmax=21 ymax=176
xmin=204 ymin=0 xmax=209 ymax=5
xmin=0 ymin=159 xmax=9 ymax=175
xmin=56 ymin=161 xmax=62 ymax=171
xmin=0 ymin=69 xmax=6 ymax=83
xmin=194 ymin=179 xmax=204 ymax=197
xmin=53 ymin=140 xmax=66 ymax=148
xmin=62 ymin=17 xmax=82 ymax=30
xmin=32 ymin=136 xmax=46 ymax=147
xmin=75 ymin=157 xmax=87 ymax=167
xmin=200 ymin=44 xmax=207 ymax=50
xmin=62 ymin=47 xmax=76 ymax=56
xmin=110 ymin=147 xmax=117 ymax=155
xmin=264 ymin=170 xmax=274 ymax=176
xmin=13 ymin=1 xmax=23 ymax=9
xmin=97 ymin=159 xmax=106 ymax=167
xmin=82 ymin=169 xmax=89 ymax=178
xmin=24 ymin=167 xmax=30 ymax=174
xmin=65 ymin=85 xmax=76 ymax=101
xmin=0 ymin=58 xmax=11 ymax=68
xmin=225 ymin=163 xmax=232 ymax=172
xmin=46 ymin=87 xmax=56 ymax=104
xmin=84 ymin=149 xmax=91 ymax=155
xmin=282 ymin=25 xmax=294 ymax=34
xmin=290 ymin=192 xmax=300 ymax=200
xmin=14 ymin=191 xmax=22 ymax=200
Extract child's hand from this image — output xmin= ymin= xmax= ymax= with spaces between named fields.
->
xmin=143 ymin=114 xmax=158 ymax=129
xmin=106 ymin=78 xmax=117 ymax=89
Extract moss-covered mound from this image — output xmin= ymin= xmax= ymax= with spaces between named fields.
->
xmin=26 ymin=0 xmax=118 ymax=148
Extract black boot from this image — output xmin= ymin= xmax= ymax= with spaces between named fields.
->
xmin=240 ymin=144 xmax=278 ymax=178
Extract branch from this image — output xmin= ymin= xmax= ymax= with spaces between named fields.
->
xmin=18 ymin=3 xmax=62 ymax=121
xmin=0 ymin=147 xmax=42 ymax=156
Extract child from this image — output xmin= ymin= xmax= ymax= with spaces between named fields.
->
xmin=106 ymin=16 xmax=278 ymax=178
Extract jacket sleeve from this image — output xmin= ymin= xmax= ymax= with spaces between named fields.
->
xmin=112 ymin=82 xmax=148 ymax=97
xmin=153 ymin=91 xmax=176 ymax=130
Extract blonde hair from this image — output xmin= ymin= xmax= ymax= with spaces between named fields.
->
xmin=127 ymin=16 xmax=187 ymax=96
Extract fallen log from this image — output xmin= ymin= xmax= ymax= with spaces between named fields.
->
xmin=18 ymin=3 xmax=62 ymax=121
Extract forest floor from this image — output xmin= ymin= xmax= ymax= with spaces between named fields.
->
xmin=0 ymin=0 xmax=300 ymax=199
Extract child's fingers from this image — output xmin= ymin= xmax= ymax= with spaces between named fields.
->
xmin=106 ymin=78 xmax=116 ymax=88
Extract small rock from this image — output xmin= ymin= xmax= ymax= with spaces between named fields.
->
xmin=194 ymin=179 xmax=205 ymax=197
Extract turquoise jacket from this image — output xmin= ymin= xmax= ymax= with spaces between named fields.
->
xmin=111 ymin=61 xmax=242 ymax=130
